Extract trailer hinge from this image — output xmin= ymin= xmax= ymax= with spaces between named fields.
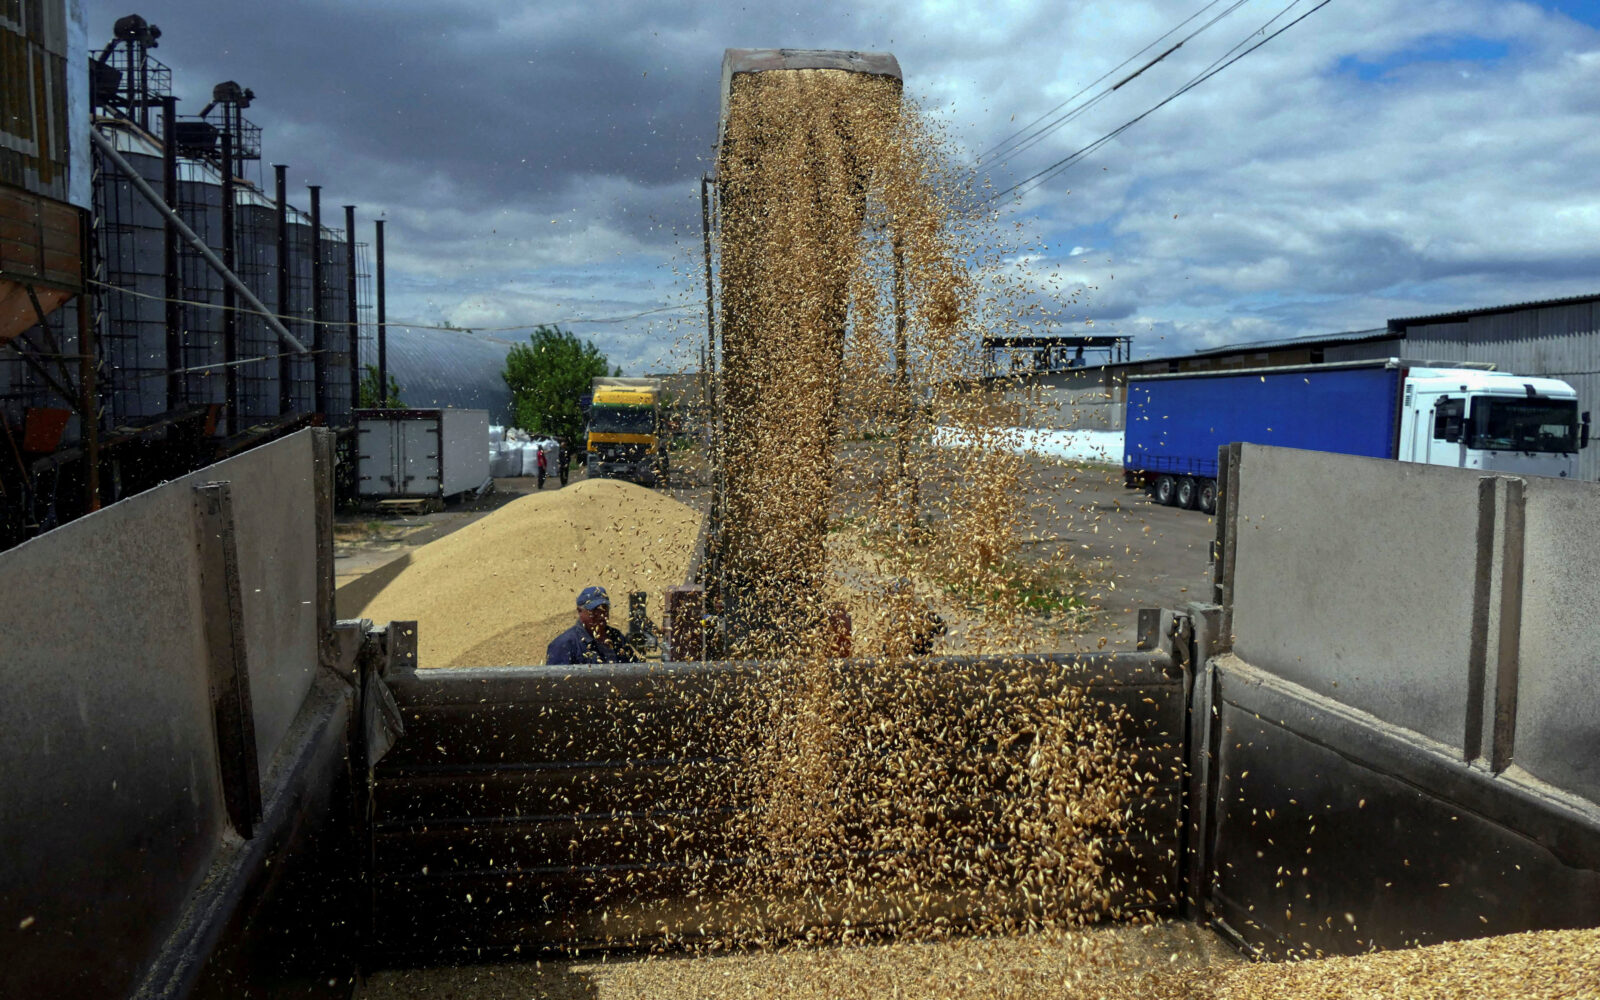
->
xmin=1167 ymin=613 xmax=1194 ymax=670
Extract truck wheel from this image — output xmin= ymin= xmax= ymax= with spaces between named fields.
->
xmin=1176 ymin=476 xmax=1198 ymax=510
xmin=1198 ymin=478 xmax=1217 ymax=515
xmin=1153 ymin=474 xmax=1177 ymax=506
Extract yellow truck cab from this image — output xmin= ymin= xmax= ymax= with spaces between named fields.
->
xmin=587 ymin=377 xmax=667 ymax=486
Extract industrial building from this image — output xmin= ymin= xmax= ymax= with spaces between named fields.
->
xmin=1009 ymin=295 xmax=1600 ymax=482
xmin=379 ymin=324 xmax=518 ymax=425
xmin=1 ymin=11 xmax=377 ymax=550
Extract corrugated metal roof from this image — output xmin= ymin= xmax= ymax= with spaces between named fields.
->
xmin=1184 ymin=327 xmax=1392 ymax=359
xmin=1101 ymin=327 xmax=1393 ymax=370
xmin=366 ymin=326 xmax=519 ymax=425
xmin=1389 ymin=292 xmax=1600 ymax=329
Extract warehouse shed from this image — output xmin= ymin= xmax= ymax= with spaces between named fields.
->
xmin=372 ymin=325 xmax=518 ymax=426
xmin=1387 ymin=294 xmax=1600 ymax=483
xmin=998 ymin=295 xmax=1600 ymax=483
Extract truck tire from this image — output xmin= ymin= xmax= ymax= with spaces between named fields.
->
xmin=1176 ymin=476 xmax=1198 ymax=510
xmin=1198 ymin=478 xmax=1217 ymax=515
xmin=1153 ymin=474 xmax=1177 ymax=506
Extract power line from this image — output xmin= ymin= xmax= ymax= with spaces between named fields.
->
xmin=87 ymin=278 xmax=693 ymax=335
xmin=977 ymin=0 xmax=1224 ymax=163
xmin=979 ymin=0 xmax=1251 ymax=169
xmin=990 ymin=0 xmax=1333 ymax=204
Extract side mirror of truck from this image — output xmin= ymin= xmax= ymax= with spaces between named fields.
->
xmin=1582 ymin=411 xmax=1591 ymax=449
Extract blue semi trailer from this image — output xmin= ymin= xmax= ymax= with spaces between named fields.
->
xmin=1123 ymin=359 xmax=1589 ymax=513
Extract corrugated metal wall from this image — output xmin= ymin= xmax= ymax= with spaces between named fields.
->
xmin=1321 ymin=337 xmax=1403 ymax=362
xmin=1397 ymin=302 xmax=1600 ymax=482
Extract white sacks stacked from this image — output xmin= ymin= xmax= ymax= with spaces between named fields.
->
xmin=485 ymin=427 xmax=562 ymax=478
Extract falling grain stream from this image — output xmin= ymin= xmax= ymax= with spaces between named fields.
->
xmin=359 ymin=52 xmax=1600 ymax=1000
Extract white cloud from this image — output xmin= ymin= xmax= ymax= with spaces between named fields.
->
xmin=92 ymin=0 xmax=1600 ymax=369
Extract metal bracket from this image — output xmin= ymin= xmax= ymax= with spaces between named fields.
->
xmin=321 ymin=618 xmax=368 ymax=687
xmin=1167 ymin=613 xmax=1194 ymax=670
xmin=193 ymin=481 xmax=263 ymax=837
xmin=374 ymin=620 xmax=418 ymax=675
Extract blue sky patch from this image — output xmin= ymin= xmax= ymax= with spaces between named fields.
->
xmin=1337 ymin=35 xmax=1510 ymax=82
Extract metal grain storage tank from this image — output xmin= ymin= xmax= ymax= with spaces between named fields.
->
xmin=174 ymin=155 xmax=225 ymax=411
xmin=234 ymin=186 xmax=282 ymax=424
xmin=318 ymin=223 xmax=353 ymax=424
xmin=283 ymin=206 xmax=316 ymax=415
xmin=96 ymin=126 xmax=171 ymax=422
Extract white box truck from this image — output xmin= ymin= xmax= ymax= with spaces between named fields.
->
xmin=356 ymin=408 xmax=490 ymax=510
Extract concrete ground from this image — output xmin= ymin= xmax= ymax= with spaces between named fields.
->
xmin=335 ymin=453 xmax=1214 ymax=653
xmin=1021 ymin=458 xmax=1215 ymax=650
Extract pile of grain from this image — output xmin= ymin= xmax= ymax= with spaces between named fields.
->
xmin=362 ymin=921 xmax=1240 ymax=999
xmin=362 ymin=923 xmax=1600 ymax=998
xmin=1211 ymin=925 xmax=1600 ymax=999
xmin=345 ymin=479 xmax=701 ymax=667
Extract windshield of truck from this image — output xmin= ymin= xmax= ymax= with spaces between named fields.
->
xmin=590 ymin=404 xmax=655 ymax=435
xmin=1468 ymin=397 xmax=1578 ymax=453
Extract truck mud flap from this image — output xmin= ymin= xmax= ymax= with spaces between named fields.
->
xmin=364 ymin=649 xmax=1189 ymax=962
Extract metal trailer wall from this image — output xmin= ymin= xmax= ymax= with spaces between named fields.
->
xmin=366 ymin=645 xmax=1189 ymax=961
xmin=1196 ymin=442 xmax=1600 ymax=958
xmin=1124 ymin=365 xmax=1402 ymax=478
xmin=1394 ymin=301 xmax=1600 ymax=483
xmin=0 ymin=429 xmax=357 ymax=1000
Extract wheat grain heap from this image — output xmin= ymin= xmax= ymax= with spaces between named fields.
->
xmin=344 ymin=479 xmax=700 ymax=667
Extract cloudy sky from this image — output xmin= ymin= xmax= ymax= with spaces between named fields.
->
xmin=89 ymin=0 xmax=1600 ymax=371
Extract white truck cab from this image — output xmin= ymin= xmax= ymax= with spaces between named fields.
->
xmin=1397 ymin=367 xmax=1590 ymax=479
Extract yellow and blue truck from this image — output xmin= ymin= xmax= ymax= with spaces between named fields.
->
xmin=586 ymin=376 xmax=668 ymax=486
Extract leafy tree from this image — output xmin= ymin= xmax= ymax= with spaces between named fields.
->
xmin=358 ymin=364 xmax=403 ymax=408
xmin=502 ymin=325 xmax=617 ymax=458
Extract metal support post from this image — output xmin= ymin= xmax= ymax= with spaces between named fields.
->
xmin=78 ymin=211 xmax=100 ymax=512
xmin=375 ymin=220 xmax=387 ymax=400
xmin=221 ymin=132 xmax=237 ymax=435
xmin=275 ymin=164 xmax=292 ymax=415
xmin=309 ymin=185 xmax=325 ymax=416
xmin=162 ymin=96 xmax=182 ymax=414
xmin=193 ymin=481 xmax=263 ymax=837
xmin=344 ymin=205 xmax=359 ymax=416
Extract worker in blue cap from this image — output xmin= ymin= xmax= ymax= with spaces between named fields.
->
xmin=546 ymin=585 xmax=639 ymax=665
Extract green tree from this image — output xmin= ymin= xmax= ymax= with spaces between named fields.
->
xmin=502 ymin=325 xmax=617 ymax=452
xmin=358 ymin=364 xmax=403 ymax=408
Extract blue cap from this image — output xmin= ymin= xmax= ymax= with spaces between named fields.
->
xmin=577 ymin=585 xmax=611 ymax=611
